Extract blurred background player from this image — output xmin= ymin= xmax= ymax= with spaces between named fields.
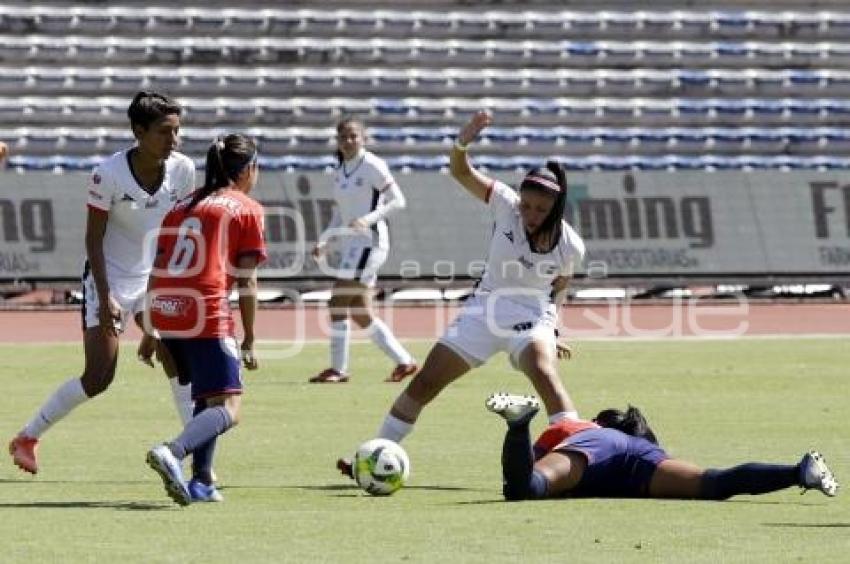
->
xmin=310 ymin=117 xmax=417 ymax=383
xmin=141 ymin=134 xmax=265 ymax=505
xmin=0 ymin=141 xmax=8 ymax=164
xmin=339 ymin=110 xmax=584 ymax=473
xmin=8 ymin=91 xmax=196 ymax=475
xmin=488 ymin=393 xmax=838 ymax=501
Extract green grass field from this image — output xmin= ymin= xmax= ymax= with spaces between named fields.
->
xmin=0 ymin=338 xmax=848 ymax=563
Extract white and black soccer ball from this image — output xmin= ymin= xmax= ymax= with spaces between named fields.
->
xmin=353 ymin=438 xmax=410 ymax=496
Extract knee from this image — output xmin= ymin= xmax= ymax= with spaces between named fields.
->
xmin=351 ymin=314 xmax=372 ymax=328
xmin=81 ymin=369 xmax=114 ymax=397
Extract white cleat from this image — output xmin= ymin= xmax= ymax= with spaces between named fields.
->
xmin=799 ymin=450 xmax=838 ymax=497
xmin=485 ymin=392 xmax=540 ymax=424
xmin=146 ymin=444 xmax=192 ymax=506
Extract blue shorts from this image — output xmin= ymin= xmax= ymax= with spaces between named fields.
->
xmin=554 ymin=428 xmax=668 ymax=498
xmin=162 ymin=337 xmax=243 ymax=400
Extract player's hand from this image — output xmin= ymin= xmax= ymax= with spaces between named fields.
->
xmin=137 ymin=333 xmax=157 ymax=367
xmin=241 ymin=337 xmax=258 ymax=370
xmin=312 ymin=243 xmax=327 ymax=259
xmin=556 ymin=339 xmax=573 ymax=360
xmin=349 ymin=218 xmax=369 ymax=231
xmin=0 ymin=142 xmax=8 ymax=163
xmin=98 ymin=294 xmax=122 ymax=337
xmin=457 ymin=110 xmax=494 ymax=145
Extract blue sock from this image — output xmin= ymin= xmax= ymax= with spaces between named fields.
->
xmin=189 ymin=400 xmax=217 ymax=485
xmin=501 ymin=422 xmax=549 ymax=501
xmin=168 ymin=405 xmax=233 ymax=460
xmin=701 ymin=463 xmax=800 ymax=500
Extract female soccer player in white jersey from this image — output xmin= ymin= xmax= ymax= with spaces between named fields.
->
xmin=339 ymin=110 xmax=585 ymax=474
xmin=8 ymin=91 xmax=196 ymax=475
xmin=309 ymin=117 xmax=417 ymax=383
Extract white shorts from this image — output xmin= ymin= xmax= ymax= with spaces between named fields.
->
xmin=438 ymin=292 xmax=558 ymax=369
xmin=81 ymin=263 xmax=146 ymax=331
xmin=334 ymin=240 xmax=388 ymax=288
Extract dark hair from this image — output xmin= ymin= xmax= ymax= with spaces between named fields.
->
xmin=519 ymin=160 xmax=567 ymax=252
xmin=127 ymin=91 xmax=182 ymax=130
xmin=593 ymin=405 xmax=659 ymax=444
xmin=187 ymin=134 xmax=257 ymax=210
xmin=335 ymin=116 xmax=365 ymax=165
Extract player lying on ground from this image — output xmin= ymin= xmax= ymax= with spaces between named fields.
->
xmin=487 ymin=393 xmax=838 ymax=501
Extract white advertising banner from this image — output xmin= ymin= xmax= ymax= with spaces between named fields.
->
xmin=0 ymin=170 xmax=848 ymax=280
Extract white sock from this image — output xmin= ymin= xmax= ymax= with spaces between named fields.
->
xmin=330 ymin=319 xmax=350 ymax=373
xmin=366 ymin=319 xmax=413 ymax=365
xmin=548 ymin=410 xmax=580 ymax=424
xmin=377 ymin=414 xmax=414 ymax=443
xmin=169 ymin=378 xmax=194 ymax=426
xmin=22 ymin=378 xmax=89 ymax=438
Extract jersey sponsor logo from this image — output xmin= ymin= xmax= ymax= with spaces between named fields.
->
xmin=517 ymin=256 xmax=534 ymax=269
xmin=355 ymin=177 xmax=364 ymax=187
xmin=88 ymin=190 xmax=104 ymax=200
xmin=512 ymin=321 xmax=534 ymax=332
xmin=92 ymin=173 xmax=101 ymax=185
xmin=151 ymin=296 xmax=191 ymax=316
xmin=503 ymin=230 xmax=514 ymax=243
xmin=144 ymin=199 xmax=159 ymax=209
xmin=121 ymin=193 xmax=135 ymax=202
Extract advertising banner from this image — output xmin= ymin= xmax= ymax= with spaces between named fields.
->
xmin=1 ymin=170 xmax=848 ymax=280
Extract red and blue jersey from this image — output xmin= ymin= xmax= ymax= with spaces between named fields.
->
xmin=149 ymin=187 xmax=266 ymax=338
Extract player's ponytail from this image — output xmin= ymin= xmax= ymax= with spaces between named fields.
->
xmin=188 ymin=134 xmax=257 ymax=210
xmin=593 ymin=405 xmax=659 ymax=445
xmin=519 ymin=160 xmax=567 ymax=251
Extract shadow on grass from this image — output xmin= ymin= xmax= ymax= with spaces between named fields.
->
xmin=221 ymin=484 xmax=479 ymax=493
xmin=763 ymin=522 xmax=850 ymax=528
xmin=723 ymin=499 xmax=821 ymax=507
xmin=0 ymin=500 xmax=172 ymax=511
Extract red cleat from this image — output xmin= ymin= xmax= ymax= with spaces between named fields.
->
xmin=9 ymin=434 xmax=39 ymax=475
xmin=386 ymin=363 xmax=418 ymax=383
xmin=309 ymin=368 xmax=349 ymax=383
xmin=337 ymin=458 xmax=354 ymax=480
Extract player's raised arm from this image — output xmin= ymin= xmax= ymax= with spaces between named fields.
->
xmin=449 ymin=110 xmax=496 ymax=202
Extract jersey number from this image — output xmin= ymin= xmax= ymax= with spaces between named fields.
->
xmin=166 ymin=217 xmax=202 ymax=275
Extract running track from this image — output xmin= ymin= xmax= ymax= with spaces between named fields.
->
xmin=0 ymin=302 xmax=848 ymax=343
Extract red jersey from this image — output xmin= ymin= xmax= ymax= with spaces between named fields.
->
xmin=149 ymin=188 xmax=266 ymax=338
xmin=534 ymin=418 xmax=600 ymax=457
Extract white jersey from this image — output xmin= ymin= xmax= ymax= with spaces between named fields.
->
xmin=86 ymin=149 xmax=195 ymax=287
xmin=332 ymin=150 xmax=395 ymax=249
xmin=476 ymin=180 xmax=586 ymax=316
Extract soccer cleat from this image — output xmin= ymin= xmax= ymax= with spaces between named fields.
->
xmin=485 ymin=393 xmax=540 ymax=426
xmin=799 ymin=451 xmax=838 ymax=497
xmin=9 ymin=434 xmax=39 ymax=475
xmin=146 ymin=444 xmax=191 ymax=506
xmin=337 ymin=457 xmax=354 ymax=480
xmin=188 ymin=478 xmax=224 ymax=502
xmin=386 ymin=363 xmax=418 ymax=383
xmin=308 ymin=368 xmax=349 ymax=383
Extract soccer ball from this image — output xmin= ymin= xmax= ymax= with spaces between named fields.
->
xmin=353 ymin=438 xmax=410 ymax=496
